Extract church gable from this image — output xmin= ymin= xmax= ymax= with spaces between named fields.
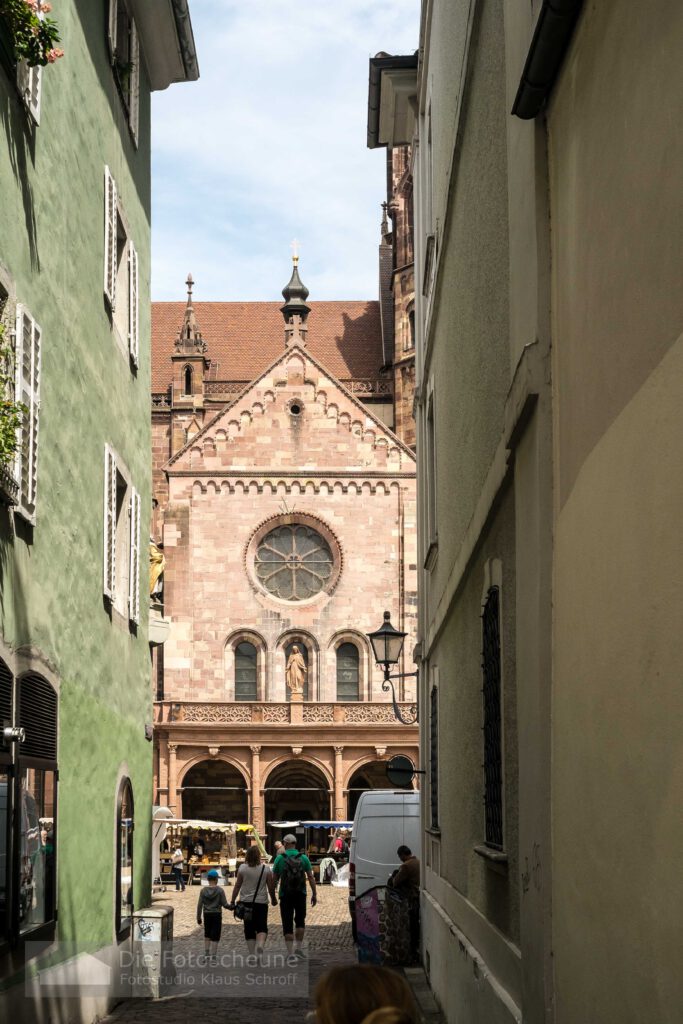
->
xmin=165 ymin=345 xmax=414 ymax=475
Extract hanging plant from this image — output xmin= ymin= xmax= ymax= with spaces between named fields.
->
xmin=0 ymin=323 xmax=27 ymax=470
xmin=0 ymin=0 xmax=63 ymax=67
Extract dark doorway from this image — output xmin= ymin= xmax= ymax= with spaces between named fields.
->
xmin=347 ymin=760 xmax=395 ymax=818
xmin=264 ymin=760 xmax=330 ymax=846
xmin=181 ymin=760 xmax=248 ymax=822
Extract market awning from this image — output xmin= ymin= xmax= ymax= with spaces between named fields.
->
xmin=267 ymin=820 xmax=353 ymax=829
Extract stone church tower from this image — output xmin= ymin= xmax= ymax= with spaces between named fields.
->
xmin=150 ymin=262 xmax=418 ymax=838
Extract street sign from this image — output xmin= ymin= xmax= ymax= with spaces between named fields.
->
xmin=386 ymin=754 xmax=415 ymax=788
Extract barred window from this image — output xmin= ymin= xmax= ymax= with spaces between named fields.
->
xmin=430 ymin=683 xmax=439 ymax=829
xmin=482 ymin=586 xmax=503 ymax=850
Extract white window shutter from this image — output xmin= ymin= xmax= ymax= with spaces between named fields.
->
xmin=13 ymin=306 xmax=24 ymax=488
xmin=16 ymin=62 xmax=42 ymax=124
xmin=104 ymin=166 xmax=117 ymax=310
xmin=108 ymin=0 xmax=118 ymax=62
xmin=128 ymin=487 xmax=141 ymax=624
xmin=103 ymin=445 xmax=117 ymax=599
xmin=129 ymin=18 xmax=139 ymax=146
xmin=128 ymin=241 xmax=139 ymax=366
xmin=14 ymin=307 xmax=41 ymax=524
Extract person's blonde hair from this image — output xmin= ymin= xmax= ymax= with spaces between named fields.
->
xmin=314 ymin=965 xmax=418 ymax=1024
xmin=245 ymin=845 xmax=261 ymax=866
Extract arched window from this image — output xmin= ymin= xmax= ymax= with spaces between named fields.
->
xmin=183 ymin=365 xmax=193 ymax=395
xmin=407 ymin=308 xmax=415 ymax=351
xmin=116 ymin=777 xmax=134 ymax=937
xmin=235 ymin=642 xmax=257 ymax=701
xmin=336 ymin=643 xmax=359 ymax=702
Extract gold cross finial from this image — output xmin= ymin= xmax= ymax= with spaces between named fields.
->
xmin=290 ymin=238 xmax=300 ymax=265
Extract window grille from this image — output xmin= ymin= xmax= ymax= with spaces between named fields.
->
xmin=336 ymin=643 xmax=359 ymax=702
xmin=235 ymin=642 xmax=257 ymax=701
xmin=430 ymin=684 xmax=439 ymax=828
xmin=482 ymin=585 xmax=503 ymax=849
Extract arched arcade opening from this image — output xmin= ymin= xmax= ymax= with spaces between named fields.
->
xmin=181 ymin=759 xmax=248 ymax=822
xmin=347 ymin=760 xmax=395 ymax=819
xmin=264 ymin=760 xmax=331 ymax=836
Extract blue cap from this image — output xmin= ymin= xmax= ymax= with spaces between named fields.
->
xmin=206 ymin=869 xmax=219 ymax=879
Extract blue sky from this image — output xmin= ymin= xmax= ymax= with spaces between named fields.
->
xmin=151 ymin=0 xmax=418 ymax=302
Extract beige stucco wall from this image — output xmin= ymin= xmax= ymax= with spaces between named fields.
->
xmin=549 ymin=2 xmax=683 ymax=1019
xmin=418 ymin=0 xmax=523 ymax=1019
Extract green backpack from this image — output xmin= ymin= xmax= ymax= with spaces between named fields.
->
xmin=280 ymin=851 xmax=306 ymax=894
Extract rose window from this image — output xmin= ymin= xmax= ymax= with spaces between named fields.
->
xmin=254 ymin=524 xmax=334 ymax=601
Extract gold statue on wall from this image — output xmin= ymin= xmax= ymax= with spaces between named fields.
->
xmin=150 ymin=540 xmax=166 ymax=597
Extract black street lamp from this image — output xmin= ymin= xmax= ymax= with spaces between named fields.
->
xmin=367 ymin=611 xmax=419 ymax=725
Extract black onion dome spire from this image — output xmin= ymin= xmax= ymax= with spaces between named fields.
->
xmin=281 ymin=255 xmax=311 ymax=325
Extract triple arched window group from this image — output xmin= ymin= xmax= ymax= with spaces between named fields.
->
xmin=234 ymin=640 xmax=360 ymax=702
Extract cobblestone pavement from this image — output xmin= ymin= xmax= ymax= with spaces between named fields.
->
xmin=103 ymin=883 xmax=355 ymax=1023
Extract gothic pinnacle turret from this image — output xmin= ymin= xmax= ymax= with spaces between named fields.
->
xmin=281 ymin=248 xmax=311 ymax=347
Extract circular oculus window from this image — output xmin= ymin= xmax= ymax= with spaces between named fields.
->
xmin=254 ymin=522 xmax=336 ymax=602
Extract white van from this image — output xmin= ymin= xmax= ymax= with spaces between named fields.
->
xmin=349 ymin=790 xmax=420 ymax=932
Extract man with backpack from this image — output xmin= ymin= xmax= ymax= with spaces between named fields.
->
xmin=272 ymin=833 xmax=317 ymax=957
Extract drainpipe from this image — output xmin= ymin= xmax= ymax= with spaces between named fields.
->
xmin=511 ymin=0 xmax=584 ymax=120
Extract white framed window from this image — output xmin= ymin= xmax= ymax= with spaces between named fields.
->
xmin=14 ymin=305 xmax=42 ymax=524
xmin=103 ymin=444 xmax=141 ymax=624
xmin=103 ymin=166 xmax=139 ymax=367
xmin=128 ymin=241 xmax=139 ymax=367
xmin=16 ymin=0 xmax=45 ymax=124
xmin=108 ymin=0 xmax=140 ymax=145
xmin=16 ymin=60 xmax=41 ymax=124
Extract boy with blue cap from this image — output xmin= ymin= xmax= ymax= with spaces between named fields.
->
xmin=196 ymin=868 xmax=228 ymax=963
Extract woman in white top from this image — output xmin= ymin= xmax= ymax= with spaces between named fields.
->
xmin=230 ymin=845 xmax=277 ymax=957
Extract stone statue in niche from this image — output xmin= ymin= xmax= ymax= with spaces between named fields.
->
xmin=286 ymin=645 xmax=307 ymax=699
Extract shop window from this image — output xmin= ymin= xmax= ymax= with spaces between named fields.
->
xmin=0 ymin=669 xmax=60 ymax=947
xmin=116 ymin=777 xmax=134 ymax=937
xmin=234 ymin=642 xmax=257 ymax=701
xmin=336 ymin=643 xmax=359 ymax=702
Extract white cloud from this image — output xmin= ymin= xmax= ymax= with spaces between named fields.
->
xmin=152 ymin=0 xmax=418 ymax=301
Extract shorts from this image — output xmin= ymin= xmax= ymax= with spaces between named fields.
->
xmin=203 ymin=912 xmax=222 ymax=942
xmin=243 ymin=902 xmax=269 ymax=940
xmin=279 ymin=891 xmax=307 ymax=934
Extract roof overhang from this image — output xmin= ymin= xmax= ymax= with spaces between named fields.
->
xmin=367 ymin=53 xmax=418 ymax=149
xmin=131 ymin=0 xmax=199 ymax=91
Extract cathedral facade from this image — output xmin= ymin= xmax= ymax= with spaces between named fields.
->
xmin=151 ymin=261 xmax=418 ymax=835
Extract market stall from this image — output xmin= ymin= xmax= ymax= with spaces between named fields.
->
xmin=267 ymin=820 xmax=353 ymax=879
xmin=159 ymin=818 xmax=267 ymax=884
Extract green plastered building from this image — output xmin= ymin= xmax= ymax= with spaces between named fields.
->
xmin=0 ymin=2 xmax=197 ymax=1019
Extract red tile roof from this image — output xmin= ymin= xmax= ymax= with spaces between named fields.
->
xmin=151 ymin=300 xmax=383 ymax=391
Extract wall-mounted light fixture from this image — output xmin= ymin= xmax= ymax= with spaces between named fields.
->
xmin=367 ymin=611 xmax=419 ymax=725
